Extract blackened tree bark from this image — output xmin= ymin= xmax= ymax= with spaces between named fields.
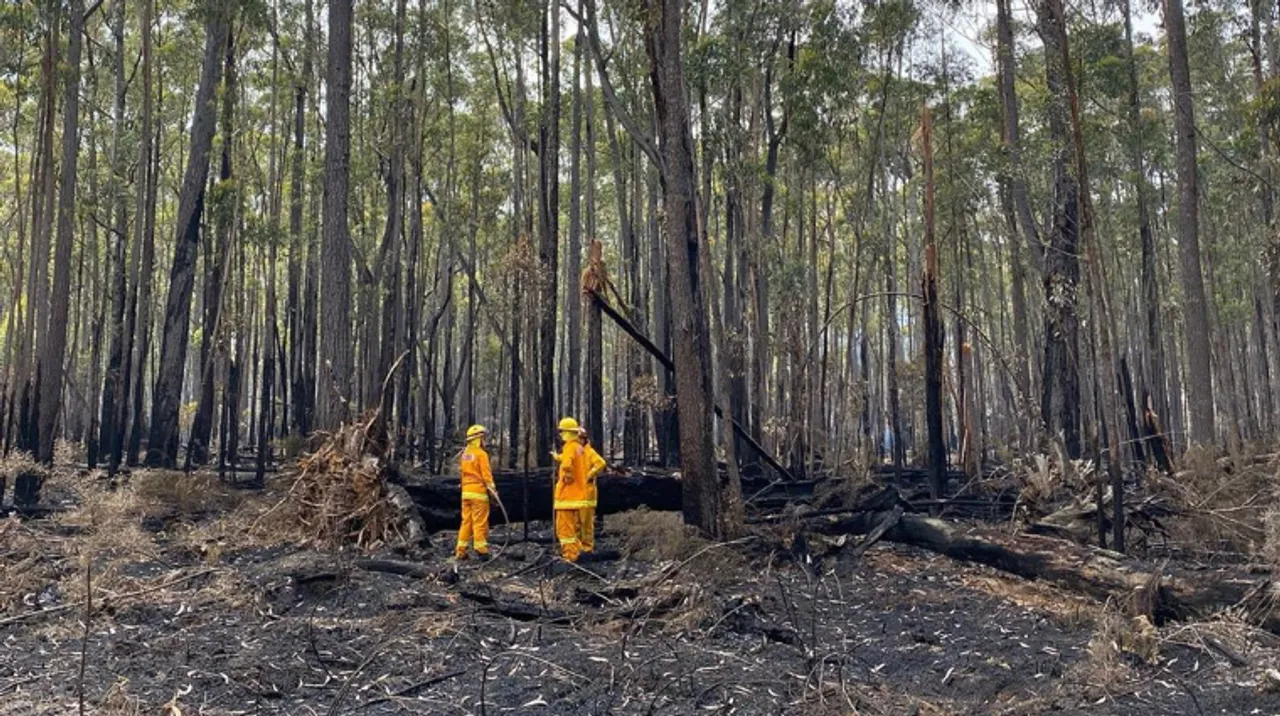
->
xmin=584 ymin=38 xmax=603 ymax=443
xmin=1163 ymin=0 xmax=1215 ymax=446
xmin=16 ymin=12 xmax=57 ymax=457
xmin=99 ymin=0 xmax=129 ymax=473
xmin=567 ymin=18 xmax=584 ymax=419
xmin=146 ymin=2 xmax=230 ymax=467
xmin=1038 ymin=0 xmax=1082 ymax=459
xmin=536 ymin=0 xmax=561 ymax=464
xmin=127 ymin=13 xmax=159 ymax=465
xmin=259 ymin=16 xmax=284 ymax=484
xmin=1249 ymin=0 xmax=1277 ymax=435
xmin=36 ymin=0 xmax=85 ymax=465
xmin=921 ymin=105 xmax=946 ymax=507
xmin=188 ymin=28 xmax=238 ymax=467
xmin=374 ymin=0 xmax=408 ymax=447
xmin=288 ymin=0 xmax=314 ymax=436
xmin=1121 ymin=0 xmax=1168 ymax=460
xmin=644 ymin=0 xmax=732 ymax=537
xmin=319 ymin=0 xmax=354 ymax=430
xmin=1049 ymin=0 xmax=1123 ymax=548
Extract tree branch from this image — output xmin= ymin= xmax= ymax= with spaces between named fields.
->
xmin=564 ymin=0 xmax=663 ymax=172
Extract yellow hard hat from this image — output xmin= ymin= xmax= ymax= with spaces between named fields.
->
xmin=557 ymin=417 xmax=580 ymax=432
xmin=466 ymin=424 xmax=487 ymax=440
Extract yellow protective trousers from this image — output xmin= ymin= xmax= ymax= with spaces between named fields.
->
xmin=555 ymin=509 xmax=582 ymax=562
xmin=456 ymin=498 xmax=491 ymax=557
xmin=577 ymin=506 xmax=596 ymax=553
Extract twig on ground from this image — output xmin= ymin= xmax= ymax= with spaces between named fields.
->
xmin=357 ymin=668 xmax=467 ymax=710
xmin=77 ymin=559 xmax=91 ymax=716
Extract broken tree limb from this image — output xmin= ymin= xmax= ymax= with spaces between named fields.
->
xmin=850 ymin=505 xmax=904 ymax=558
xmin=587 ymin=289 xmax=798 ymax=482
xmin=815 ymin=494 xmax=1280 ymax=633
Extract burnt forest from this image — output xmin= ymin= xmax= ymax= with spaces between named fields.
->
xmin=2 ymin=0 xmax=1280 ymax=713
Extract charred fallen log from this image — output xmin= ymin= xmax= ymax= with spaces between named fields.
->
xmin=402 ymin=469 xmax=683 ymax=531
xmin=402 ymin=467 xmax=808 ymax=532
xmin=815 ymin=488 xmax=1280 ymax=633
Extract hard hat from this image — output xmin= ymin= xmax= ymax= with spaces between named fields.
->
xmin=557 ymin=417 xmax=580 ymax=432
xmin=466 ymin=425 xmax=487 ymax=440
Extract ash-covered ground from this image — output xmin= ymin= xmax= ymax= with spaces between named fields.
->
xmin=1 ymin=467 xmax=1278 ymax=715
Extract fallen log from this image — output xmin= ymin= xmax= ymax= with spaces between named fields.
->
xmin=815 ymin=493 xmax=1280 ymax=633
xmin=403 ymin=467 xmax=806 ymax=532
xmin=403 ymin=469 xmax=684 ymax=531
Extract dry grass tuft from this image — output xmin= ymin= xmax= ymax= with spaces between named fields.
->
xmin=97 ymin=677 xmax=142 ymax=715
xmin=1071 ymin=607 xmax=1140 ymax=692
xmin=0 ymin=515 xmax=63 ymax=614
xmin=608 ymin=507 xmax=748 ymax=591
xmin=611 ymin=508 xmax=705 ymax=563
xmin=1149 ymin=445 xmax=1275 ymax=556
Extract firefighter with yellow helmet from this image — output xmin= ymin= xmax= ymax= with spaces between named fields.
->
xmin=577 ymin=426 xmax=607 ymax=553
xmin=456 ymin=424 xmax=497 ymax=560
xmin=552 ymin=417 xmax=590 ymax=562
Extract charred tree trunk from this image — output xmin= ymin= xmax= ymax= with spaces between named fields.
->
xmin=127 ymin=36 xmax=160 ymax=466
xmin=99 ymin=0 xmax=130 ymax=473
xmin=188 ymin=30 xmax=239 ymax=468
xmin=287 ymin=0 xmax=315 ymax=438
xmin=535 ymin=0 xmax=561 ymax=464
xmin=566 ymin=22 xmax=583 ymax=419
xmin=922 ymin=105 xmax=946 ymax=506
xmin=1121 ymin=0 xmax=1168 ymax=432
xmin=146 ymin=4 xmax=231 ymax=467
xmin=645 ymin=0 xmax=734 ymax=537
xmin=1038 ymin=0 xmax=1082 ymax=460
xmin=35 ymin=0 xmax=85 ymax=466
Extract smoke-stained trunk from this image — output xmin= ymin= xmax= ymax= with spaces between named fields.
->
xmin=645 ymin=0 xmax=732 ymax=537
xmin=1038 ymin=0 xmax=1082 ymax=459
xmin=100 ymin=0 xmax=130 ymax=472
xmin=188 ymin=28 xmax=239 ymax=467
xmin=145 ymin=3 xmax=230 ymax=466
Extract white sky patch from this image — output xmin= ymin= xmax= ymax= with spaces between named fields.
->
xmin=938 ymin=0 xmax=1163 ymax=76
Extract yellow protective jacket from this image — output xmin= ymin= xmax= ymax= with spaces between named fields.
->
xmin=583 ymin=443 xmax=606 ymax=506
xmin=554 ymin=439 xmax=590 ymax=510
xmin=460 ymin=444 xmax=495 ymax=502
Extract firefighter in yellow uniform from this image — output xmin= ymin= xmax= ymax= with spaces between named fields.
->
xmin=456 ymin=425 xmax=497 ymax=560
xmin=553 ymin=417 xmax=590 ymax=562
xmin=578 ymin=427 xmax=607 ymax=553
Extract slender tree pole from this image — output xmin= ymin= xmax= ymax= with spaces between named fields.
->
xmin=318 ymin=0 xmax=354 ymax=430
